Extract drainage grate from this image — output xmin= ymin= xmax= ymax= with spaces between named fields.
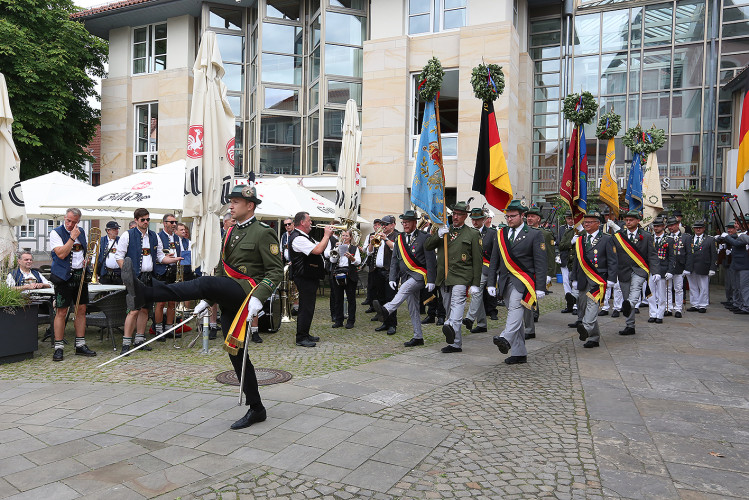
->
xmin=215 ymin=368 xmax=293 ymax=386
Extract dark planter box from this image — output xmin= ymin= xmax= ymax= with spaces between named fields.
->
xmin=0 ymin=304 xmax=39 ymax=364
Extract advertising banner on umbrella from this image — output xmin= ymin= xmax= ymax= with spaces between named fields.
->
xmin=0 ymin=72 xmax=26 ymax=263
xmin=334 ymin=99 xmax=361 ymax=223
xmin=183 ymin=31 xmax=235 ymax=273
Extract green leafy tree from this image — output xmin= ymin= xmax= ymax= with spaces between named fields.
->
xmin=0 ymin=0 xmax=107 ymax=180
xmin=672 ymin=187 xmax=702 ymax=226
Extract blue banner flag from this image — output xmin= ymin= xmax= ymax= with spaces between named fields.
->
xmin=411 ymin=100 xmax=445 ymax=224
xmin=625 ymin=152 xmax=643 ymax=211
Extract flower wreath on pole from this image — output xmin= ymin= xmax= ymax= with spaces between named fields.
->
xmin=417 ymin=57 xmax=444 ymax=102
xmin=622 ymin=124 xmax=666 ymax=155
xmin=595 ymin=110 xmax=622 ymax=140
xmin=470 ymin=63 xmax=505 ymax=102
xmin=562 ymin=91 xmax=596 ymax=126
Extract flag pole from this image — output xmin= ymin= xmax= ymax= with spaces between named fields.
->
xmin=435 ymin=97 xmax=448 ymax=279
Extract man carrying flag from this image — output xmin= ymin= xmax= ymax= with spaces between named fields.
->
xmin=472 ymin=100 xmax=513 ymax=210
xmin=411 ymin=99 xmax=445 ymax=226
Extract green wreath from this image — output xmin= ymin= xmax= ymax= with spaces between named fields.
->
xmin=417 ymin=57 xmax=444 ymax=102
xmin=470 ymin=63 xmax=505 ymax=102
xmin=563 ymin=92 xmax=596 ymax=126
xmin=596 ymin=110 xmax=622 ymax=140
xmin=622 ymin=124 xmax=666 ymax=155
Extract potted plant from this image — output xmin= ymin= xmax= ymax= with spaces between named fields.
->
xmin=0 ymin=283 xmax=39 ymax=363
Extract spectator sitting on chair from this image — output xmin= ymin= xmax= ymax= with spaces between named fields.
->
xmin=6 ymin=251 xmax=52 ymax=290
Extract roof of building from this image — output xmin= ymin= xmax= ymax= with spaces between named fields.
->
xmin=722 ymin=65 xmax=749 ymax=93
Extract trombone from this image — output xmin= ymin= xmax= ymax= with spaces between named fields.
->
xmin=71 ymin=227 xmax=100 ymax=321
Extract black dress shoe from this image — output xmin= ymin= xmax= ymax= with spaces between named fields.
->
xmin=133 ymin=341 xmax=152 ymax=351
xmin=619 ymin=327 xmax=636 ymax=336
xmin=504 ymin=355 xmax=527 ymax=364
xmin=490 ymin=313 xmax=499 ymax=320
xmin=404 ymin=338 xmax=424 ymax=347
xmin=307 ymin=335 xmax=320 ymax=342
xmin=435 ymin=317 xmax=445 ymax=326
xmin=687 ymin=307 xmax=698 ymax=312
xmin=576 ymin=323 xmax=588 ymax=341
xmin=331 ymin=322 xmax=344 ymax=328
xmin=372 ymin=300 xmax=390 ymax=323
xmin=386 ymin=327 xmax=396 ymax=335
xmin=462 ymin=318 xmax=473 ymax=329
xmin=498 ymin=300 xmax=505 ymax=307
xmin=568 ymin=320 xmax=581 ymax=328
xmin=655 ymin=318 xmax=663 ymax=324
xmin=251 ymin=332 xmax=263 ymax=343
xmin=561 ymin=307 xmax=574 ymax=313
xmin=621 ymin=300 xmax=632 ymax=317
xmin=647 ymin=317 xmax=656 ymax=323
xmin=345 ymin=322 xmax=355 ymax=329
xmin=664 ymin=311 xmax=672 ymax=317
xmin=75 ymin=344 xmax=97 ymax=357
xmin=524 ymin=333 xmax=536 ymax=340
xmin=734 ymin=309 xmax=749 ymax=314
xmin=493 ymin=336 xmax=510 ymax=354
xmin=421 ymin=316 xmax=435 ymax=324
xmin=598 ymin=310 xmax=609 ymax=316
xmin=120 ymin=344 xmax=132 ymax=356
xmin=441 ymin=345 xmax=462 ymax=353
xmin=583 ymin=341 xmax=599 ymax=348
xmin=698 ymin=308 xmax=706 ymax=313
xmin=674 ymin=312 xmax=682 ymax=318
xmin=52 ymin=348 xmax=63 ymax=361
xmin=296 ymin=338 xmax=316 ymax=347
xmin=364 ymin=307 xmax=375 ymax=314
xmin=442 ymin=324 xmax=455 ymax=344
xmin=533 ymin=315 xmax=539 ymax=323
xmin=208 ymin=327 xmax=218 ymax=340
xmin=611 ymin=310 xmax=621 ymax=318
xmin=471 ymin=326 xmax=488 ymax=333
xmin=634 ymin=308 xmax=640 ymax=314
xmin=370 ymin=315 xmax=380 ymax=322
xmin=375 ymin=324 xmax=388 ymax=332
xmin=230 ymin=407 xmax=267 ymax=430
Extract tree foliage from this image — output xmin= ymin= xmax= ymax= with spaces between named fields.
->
xmin=0 ymin=0 xmax=108 ymax=180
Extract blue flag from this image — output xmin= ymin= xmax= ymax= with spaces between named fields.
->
xmin=625 ymin=152 xmax=643 ymax=211
xmin=411 ymin=100 xmax=445 ymax=224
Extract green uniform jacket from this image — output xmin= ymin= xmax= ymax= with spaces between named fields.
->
xmin=539 ymin=227 xmax=556 ymax=278
xmin=425 ymin=225 xmax=482 ymax=287
xmin=558 ymin=226 xmax=580 ymax=269
xmin=216 ymin=218 xmax=283 ymax=303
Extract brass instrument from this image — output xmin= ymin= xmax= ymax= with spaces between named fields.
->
xmin=176 ymin=261 xmax=184 ymax=282
xmin=280 ymin=264 xmax=297 ymax=323
xmin=314 ymin=222 xmax=361 ymax=246
xmin=330 ymin=246 xmax=340 ymax=260
xmin=417 ymin=213 xmax=431 ymax=231
xmin=370 ymin=228 xmax=386 ymax=247
xmin=72 ymin=227 xmax=100 ymax=318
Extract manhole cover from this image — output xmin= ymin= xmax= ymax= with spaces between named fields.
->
xmin=215 ymin=368 xmax=293 ymax=386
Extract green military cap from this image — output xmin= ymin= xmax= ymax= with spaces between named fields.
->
xmin=652 ymin=216 xmax=666 ymax=226
xmin=666 ymin=216 xmax=678 ymax=225
xmin=584 ymin=210 xmax=603 ymax=222
xmin=469 ymin=207 xmax=486 ymax=219
xmin=505 ymin=199 xmax=527 ymax=213
xmin=526 ymin=206 xmax=542 ymax=216
xmin=623 ymin=210 xmax=642 ymax=220
xmin=672 ymin=209 xmax=683 ymax=217
xmin=228 ymin=184 xmax=262 ymax=205
xmin=451 ymin=201 xmax=471 ymax=213
xmin=496 ymin=222 xmax=508 ymax=229
xmin=726 ymin=220 xmax=735 ymax=228
xmin=692 ymin=219 xmax=706 ymax=228
xmin=399 ymin=210 xmax=418 ymax=221
xmin=601 ymin=206 xmax=610 ymax=215
xmin=563 ymin=210 xmax=573 ymax=217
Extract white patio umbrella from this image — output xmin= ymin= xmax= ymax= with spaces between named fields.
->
xmin=333 ymin=99 xmax=362 ymax=224
xmin=0 ymin=73 xmax=26 ymax=265
xmin=183 ymin=31 xmax=235 ymax=273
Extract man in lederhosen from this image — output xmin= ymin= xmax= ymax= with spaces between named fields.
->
xmin=153 ymin=214 xmax=181 ymax=340
xmin=462 ymin=207 xmax=496 ymax=335
xmin=684 ymin=220 xmax=717 ymax=313
xmin=487 ymin=200 xmax=547 ymax=364
xmin=123 ymin=185 xmax=282 ymax=430
xmin=573 ymin=210 xmax=618 ymax=348
xmin=647 ymin=216 xmax=674 ymax=324
xmin=373 ymin=210 xmax=436 ymax=347
xmin=97 ymin=221 xmax=122 ymax=285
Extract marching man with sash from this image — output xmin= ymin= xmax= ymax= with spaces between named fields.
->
xmin=373 ymin=210 xmax=437 ymax=347
xmin=487 ymin=200 xmax=548 ymax=364
xmin=462 ymin=207 xmax=497 ymax=335
xmin=122 ymin=185 xmax=283 ymax=430
xmin=612 ymin=210 xmax=659 ymax=336
xmin=573 ymin=210 xmax=618 ymax=348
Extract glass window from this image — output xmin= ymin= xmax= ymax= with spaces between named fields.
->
xmin=409 ymin=14 xmax=430 ymax=35
xmin=533 ymin=113 xmax=558 ymax=128
xmin=530 ymin=31 xmax=562 ymax=48
xmin=534 ymin=72 xmax=560 ymax=87
xmin=210 ymin=7 xmax=242 ymax=30
xmin=641 ymin=92 xmax=670 ymax=133
xmin=531 ymin=19 xmax=560 ymax=34
xmin=327 ymin=80 xmax=362 ymax=105
xmin=533 ymin=127 xmax=559 ymax=142
xmin=630 ymin=7 xmax=643 ymax=49
xmin=530 ymin=45 xmax=561 ymax=60
xmin=644 ymin=3 xmax=673 ymax=47
xmin=672 ymin=44 xmax=703 ymax=89
xmin=260 ymin=115 xmax=301 ymax=144
xmin=227 ymin=95 xmax=242 ymax=116
xmin=308 ymin=111 xmax=319 ymax=143
xmin=309 ymin=82 xmax=319 ymax=109
xmin=262 ymin=53 xmax=302 ymax=84
xmin=668 ymin=135 xmax=700 ymax=176
xmin=722 ymin=37 xmax=749 ymax=54
xmin=326 ymin=12 xmax=365 ymax=45
xmin=671 ymin=89 xmax=702 ymax=133
xmin=573 ymin=55 xmax=599 ymax=96
xmin=216 ymin=34 xmax=244 ymax=63
xmin=310 ymin=46 xmax=321 ymax=81
xmin=443 ymin=7 xmax=465 ymax=30
xmin=310 ymin=15 xmax=321 ymax=50
xmin=325 ymin=45 xmax=363 ymax=77
xmin=534 ymin=86 xmax=560 ymax=101
xmin=263 ymin=23 xmax=302 ymax=55
xmin=224 ymin=63 xmax=244 ymax=92
xmin=674 ymin=0 xmax=705 ymax=43
xmin=132 ymin=23 xmax=167 ymax=75
xmin=642 ymin=48 xmax=672 ymax=91
xmin=600 ymin=53 xmax=627 ymax=94
xmin=408 ymin=0 xmax=464 ymax=34
xmin=260 ymin=145 xmax=301 ymax=175
xmin=534 ymin=100 xmax=560 ymax=115
xmin=330 ymin=0 xmax=365 ymax=10
xmin=534 ymin=59 xmax=560 ymax=73
xmin=599 ymin=95 xmax=626 ymax=131
xmin=723 ymin=5 xmax=749 ymax=24
xmin=19 ymin=222 xmax=35 ymax=238
xmin=264 ymin=87 xmax=299 ymax=111
xmin=135 ymin=103 xmax=158 ymax=170
xmin=307 ymin=143 xmax=318 ymax=173
xmin=324 ymin=109 xmax=345 ymax=140
xmin=323 ymin=141 xmax=341 ymax=172
xmin=413 ymin=70 xmax=459 ymax=135
xmin=601 ymin=9 xmax=629 ymax=53
xmin=267 ymin=0 xmax=300 ymax=22
xmin=574 ymin=13 xmax=600 ymax=55
xmin=627 ymin=94 xmax=639 ymax=129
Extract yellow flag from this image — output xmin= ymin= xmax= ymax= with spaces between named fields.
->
xmin=599 ymin=138 xmax=619 ymax=219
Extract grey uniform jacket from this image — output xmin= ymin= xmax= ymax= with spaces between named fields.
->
xmin=487 ymin=224 xmax=548 ymax=294
xmin=652 ymin=233 xmax=675 ymax=277
xmin=613 ymin=228 xmax=659 ymax=282
xmin=389 ymin=230 xmax=437 ymax=285
xmin=685 ymin=234 xmax=717 ymax=275
xmin=669 ymin=232 xmax=690 ymax=274
xmin=725 ymin=233 xmax=749 ymax=272
xmin=574 ymin=231 xmax=618 ymax=290
xmin=478 ymin=226 xmax=497 ymax=277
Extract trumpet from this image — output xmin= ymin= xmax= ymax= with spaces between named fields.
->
xmin=314 ymin=222 xmax=361 ymax=246
xmin=370 ymin=228 xmax=386 ymax=248
xmin=417 ymin=213 xmax=431 ymax=231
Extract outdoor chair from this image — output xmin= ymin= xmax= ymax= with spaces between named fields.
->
xmin=86 ymin=290 xmax=127 ymax=351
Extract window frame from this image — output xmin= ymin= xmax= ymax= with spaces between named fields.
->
xmin=131 ymin=22 xmax=167 ymax=75
xmin=19 ymin=221 xmax=36 ymax=238
xmin=409 ymin=70 xmax=459 ymax=160
xmin=134 ymin=102 xmax=159 ymax=171
xmin=407 ymin=0 xmax=467 ymax=36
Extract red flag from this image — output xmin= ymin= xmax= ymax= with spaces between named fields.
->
xmin=560 ymin=126 xmax=578 ymax=218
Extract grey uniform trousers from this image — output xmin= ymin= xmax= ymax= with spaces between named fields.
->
xmin=498 ymin=286 xmax=527 ymax=357
xmin=383 ymin=277 xmax=425 ymax=339
xmin=466 ymin=274 xmax=488 ymax=328
xmin=441 ymin=284 xmax=467 ymax=348
xmin=620 ymin=273 xmax=647 ymax=328
xmin=578 ymin=291 xmax=602 ymax=342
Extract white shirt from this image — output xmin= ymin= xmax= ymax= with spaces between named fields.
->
xmin=585 ymin=229 xmax=600 ymax=243
xmin=627 ymin=230 xmax=638 ymax=241
xmin=114 ymin=229 xmax=166 ymax=272
xmin=291 ymin=229 xmax=327 ymax=256
xmin=325 ymin=244 xmax=361 ymax=267
xmin=103 ymin=237 xmax=119 ymax=269
xmin=6 ymin=269 xmax=51 ymax=288
xmin=50 ymin=228 xmax=85 ymax=269
xmin=653 ymin=233 xmax=665 ymax=246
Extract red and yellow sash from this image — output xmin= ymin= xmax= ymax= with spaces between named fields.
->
xmin=575 ymin=236 xmax=606 ymax=303
xmin=221 ymin=225 xmax=259 ymax=356
xmin=396 ymin=234 xmax=427 ymax=284
xmin=614 ymin=232 xmax=649 ymax=273
xmin=497 ymin=228 xmax=536 ymax=309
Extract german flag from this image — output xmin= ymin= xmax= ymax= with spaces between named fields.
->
xmin=472 ymin=101 xmax=512 ymax=210
xmin=738 ymin=90 xmax=749 ymax=188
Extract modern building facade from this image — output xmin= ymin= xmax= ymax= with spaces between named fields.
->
xmin=73 ymin=0 xmax=748 ymax=225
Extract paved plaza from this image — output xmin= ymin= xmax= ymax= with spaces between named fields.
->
xmin=0 ymin=290 xmax=747 ymax=499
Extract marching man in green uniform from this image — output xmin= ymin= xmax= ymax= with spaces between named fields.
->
xmin=425 ymin=201 xmax=482 ymax=353
xmin=122 ymin=184 xmax=283 ymax=430
xmin=487 ymin=200 xmax=548 ymax=364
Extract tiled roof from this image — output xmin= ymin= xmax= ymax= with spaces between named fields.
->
xmin=71 ymin=0 xmax=155 ymax=19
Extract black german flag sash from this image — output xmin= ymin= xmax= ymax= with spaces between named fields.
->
xmin=575 ymin=236 xmax=606 ymax=303
xmin=497 ymin=228 xmax=536 ymax=309
xmin=396 ymin=234 xmax=427 ymax=284
xmin=614 ymin=232 xmax=649 ymax=273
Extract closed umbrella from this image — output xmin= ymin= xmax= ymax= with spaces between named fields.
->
xmin=0 ymin=72 xmax=26 ymax=266
xmin=334 ymin=99 xmax=361 ymax=224
xmin=183 ymin=31 xmax=235 ymax=273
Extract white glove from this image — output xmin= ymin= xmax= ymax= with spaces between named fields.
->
xmin=247 ymin=296 xmax=263 ymax=318
xmin=555 ymin=255 xmax=561 ymax=264
xmin=535 ymin=290 xmax=545 ymax=299
xmin=487 ymin=287 xmax=497 ymax=297
xmin=437 ymin=225 xmax=449 ymax=237
xmin=606 ymin=281 xmax=616 ymax=288
xmin=652 ymin=274 xmax=661 ymax=282
xmin=726 ymin=249 xmax=732 ymax=255
xmin=469 ymin=285 xmax=480 ymax=295
xmin=194 ymin=300 xmax=210 ymax=316
xmin=546 ymin=276 xmax=552 ymax=285
xmin=708 ymin=270 xmax=715 ymax=277
xmin=607 ymin=219 xmax=621 ymax=232
xmin=426 ymin=283 xmax=435 ymax=292
xmin=722 ymin=232 xmax=728 ymax=238
xmin=665 ymin=273 xmax=673 ymax=280
xmin=389 ymin=281 xmax=397 ymax=290
xmin=683 ymin=270 xmax=691 ymax=276
xmin=571 ymin=235 xmax=579 ymax=245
